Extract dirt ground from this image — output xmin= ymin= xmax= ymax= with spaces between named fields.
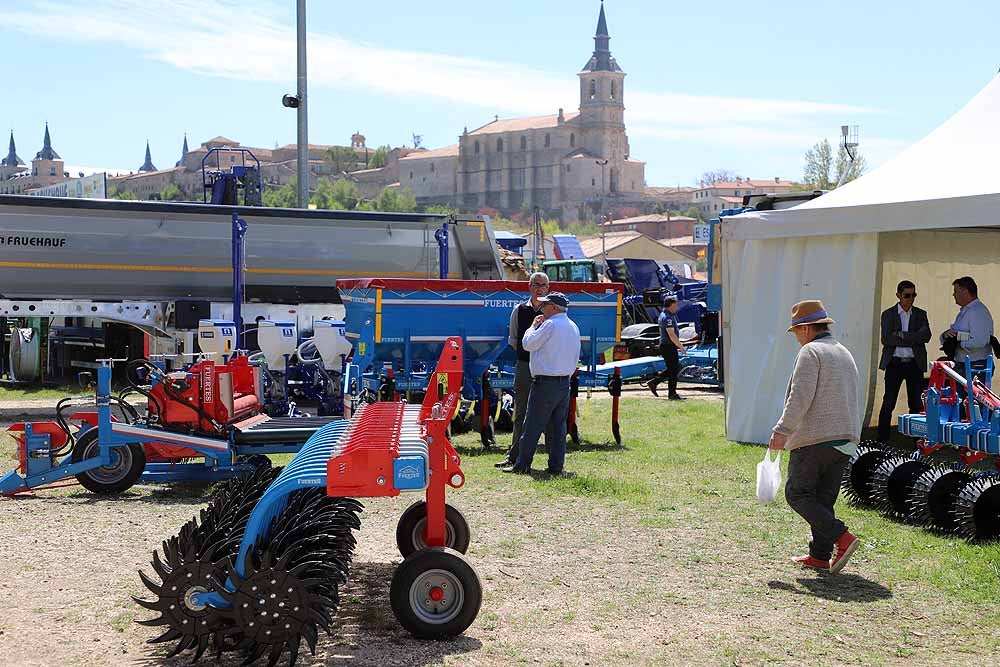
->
xmin=0 ymin=393 xmax=995 ymax=667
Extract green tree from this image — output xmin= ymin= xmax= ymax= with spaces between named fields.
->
xmin=358 ymin=186 xmax=418 ymax=212
xmin=159 ymin=182 xmax=185 ymax=201
xmin=262 ymin=180 xmax=298 ymax=208
xmin=368 ymin=145 xmax=390 ymax=169
xmin=312 ymin=178 xmax=360 ymax=210
xmin=423 ymin=204 xmax=457 ymax=215
xmin=111 ymin=189 xmax=138 ymax=200
xmin=682 ymin=205 xmax=702 ymax=220
xmin=326 ymin=146 xmax=359 ymax=175
xmin=803 ymin=139 xmax=867 ymax=189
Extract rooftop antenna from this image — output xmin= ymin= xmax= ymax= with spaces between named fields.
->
xmin=837 ymin=124 xmax=859 ymax=188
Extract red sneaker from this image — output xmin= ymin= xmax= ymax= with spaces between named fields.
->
xmin=830 ymin=531 xmax=860 ymax=574
xmin=792 ymin=555 xmax=830 ymax=570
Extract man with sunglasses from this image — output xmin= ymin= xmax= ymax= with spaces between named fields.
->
xmin=877 ymin=280 xmax=931 ymax=443
xmin=495 ymin=272 xmax=550 ymax=469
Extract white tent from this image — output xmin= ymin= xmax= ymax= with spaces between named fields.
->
xmin=718 ymin=74 xmax=1000 ymax=444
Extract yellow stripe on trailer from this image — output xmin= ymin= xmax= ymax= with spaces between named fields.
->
xmin=615 ymin=291 xmax=623 ymax=340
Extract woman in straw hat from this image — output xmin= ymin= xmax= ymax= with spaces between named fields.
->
xmin=769 ymin=300 xmax=862 ymax=574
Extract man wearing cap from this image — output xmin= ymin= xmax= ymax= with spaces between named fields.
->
xmin=503 ymin=292 xmax=581 ymax=475
xmin=769 ymin=300 xmax=862 ymax=574
xmin=644 ymin=295 xmax=686 ymax=400
xmin=495 ymin=272 xmax=549 ymax=469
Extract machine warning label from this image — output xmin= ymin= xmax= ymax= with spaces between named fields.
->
xmin=0 ymin=236 xmax=68 ymax=247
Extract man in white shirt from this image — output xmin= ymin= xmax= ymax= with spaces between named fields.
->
xmin=503 ymin=292 xmax=581 ymax=475
xmin=876 ymin=280 xmax=930 ymax=443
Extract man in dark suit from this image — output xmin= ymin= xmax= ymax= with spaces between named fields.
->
xmin=877 ymin=280 xmax=931 ymax=442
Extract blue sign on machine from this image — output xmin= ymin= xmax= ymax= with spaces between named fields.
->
xmin=393 ymin=456 xmax=427 ymax=490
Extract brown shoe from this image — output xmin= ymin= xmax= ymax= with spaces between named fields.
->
xmin=645 ymin=381 xmax=660 ymax=397
xmin=830 ymin=531 xmax=860 ymax=574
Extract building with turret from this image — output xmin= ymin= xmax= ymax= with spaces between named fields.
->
xmin=0 ymin=125 xmax=70 ymax=194
xmin=397 ymin=2 xmax=645 ymax=219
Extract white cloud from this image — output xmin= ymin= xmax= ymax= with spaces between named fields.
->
xmin=4 ymin=0 xmax=896 ymax=168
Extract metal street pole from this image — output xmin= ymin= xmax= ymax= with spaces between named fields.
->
xmin=296 ymin=0 xmax=309 ymax=208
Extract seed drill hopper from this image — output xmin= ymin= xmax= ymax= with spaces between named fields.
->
xmin=337 ymin=278 xmax=626 ymax=445
xmin=843 ymin=358 xmax=1000 ymax=540
xmin=135 ymin=338 xmax=480 ymax=666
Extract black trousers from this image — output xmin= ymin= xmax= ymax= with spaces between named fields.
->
xmin=651 ymin=343 xmax=680 ymax=395
xmin=877 ymin=358 xmax=925 ymax=442
xmin=785 ymin=445 xmax=849 ymax=561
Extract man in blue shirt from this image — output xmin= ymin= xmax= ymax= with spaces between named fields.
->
xmin=644 ymin=295 xmax=686 ymax=400
xmin=503 ymin=292 xmax=581 ymax=475
xmin=942 ymin=276 xmax=994 ymax=369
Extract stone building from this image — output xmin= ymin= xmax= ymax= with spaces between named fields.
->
xmin=397 ymin=2 xmax=645 ymax=219
xmin=0 ymin=125 xmax=68 ymax=195
xmin=600 ymin=213 xmax=699 ymax=241
xmin=108 ymin=135 xmax=383 ymax=201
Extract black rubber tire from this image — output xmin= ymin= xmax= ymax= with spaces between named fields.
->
xmin=71 ymin=428 xmax=146 ymax=495
xmin=390 ymin=547 xmax=482 ymax=639
xmin=396 ymin=501 xmax=471 ymax=558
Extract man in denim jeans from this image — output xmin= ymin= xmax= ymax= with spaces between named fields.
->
xmin=503 ymin=292 xmax=581 ymax=475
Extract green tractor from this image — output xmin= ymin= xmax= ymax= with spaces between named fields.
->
xmin=542 ymin=258 xmax=599 ymax=283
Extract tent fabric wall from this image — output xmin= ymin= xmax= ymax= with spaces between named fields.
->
xmin=871 ymin=229 xmax=1000 ymax=427
xmin=723 ymin=233 xmax=878 ymax=444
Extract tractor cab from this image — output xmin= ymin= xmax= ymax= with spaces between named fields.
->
xmin=542 ymin=259 xmax=598 ymax=283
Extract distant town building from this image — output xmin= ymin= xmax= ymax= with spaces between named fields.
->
xmin=0 ymin=125 xmax=69 ymax=195
xmin=108 ymin=134 xmax=388 ymax=201
xmin=395 ymin=2 xmax=646 ymax=220
xmin=692 ymin=177 xmax=795 ymax=217
xmin=601 ymin=213 xmax=698 ymax=241
xmin=578 ymin=230 xmax=693 ymax=265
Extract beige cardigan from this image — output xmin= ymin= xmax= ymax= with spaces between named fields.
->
xmin=773 ymin=335 xmax=861 ymax=450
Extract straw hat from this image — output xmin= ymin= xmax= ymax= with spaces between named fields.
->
xmin=787 ymin=299 xmax=835 ymax=332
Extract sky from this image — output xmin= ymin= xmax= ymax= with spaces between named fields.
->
xmin=3 ymin=0 xmax=999 ymax=186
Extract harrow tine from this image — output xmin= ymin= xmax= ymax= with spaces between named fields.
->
xmin=242 ymin=642 xmax=268 ymax=666
xmin=286 ymin=636 xmax=300 ymax=667
xmin=166 ymin=634 xmax=197 ymax=658
xmin=265 ymin=643 xmax=284 ymax=667
xmin=132 ymin=595 xmax=163 ymax=613
xmin=149 ymin=627 xmax=183 ymax=645
xmin=138 ymin=569 xmax=162 ymax=595
xmin=191 ymin=634 xmax=210 ymax=664
xmin=152 ymin=550 xmax=171 ymax=580
xmin=134 ymin=614 xmax=169 ymax=627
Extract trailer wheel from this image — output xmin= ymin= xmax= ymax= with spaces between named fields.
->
xmin=390 ymin=547 xmax=482 ymax=639
xmin=71 ymin=428 xmax=146 ymax=495
xmin=396 ymin=501 xmax=470 ymax=558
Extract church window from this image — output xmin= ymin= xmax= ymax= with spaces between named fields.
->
xmin=409 ymin=171 xmax=413 ymax=179
xmin=589 ymin=79 xmax=596 ymax=100
xmin=570 ymin=133 xmax=575 ymax=148
xmin=497 ymin=138 xmax=503 ymax=153
xmin=520 ymin=136 xmax=527 ymax=151
xmin=474 ymin=141 xmax=480 ymax=154
xmin=592 ymin=178 xmax=596 ymax=187
xmin=430 ymin=162 xmax=435 ymax=173
xmin=566 ymin=164 xmax=571 ymax=173
xmin=610 ymin=81 xmax=616 ymax=101
xmin=544 ymin=134 xmax=551 ymax=148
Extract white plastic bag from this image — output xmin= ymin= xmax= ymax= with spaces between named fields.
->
xmin=755 ymin=449 xmax=782 ymax=504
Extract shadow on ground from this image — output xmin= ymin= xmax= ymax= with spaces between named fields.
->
xmin=768 ymin=573 xmax=893 ymax=603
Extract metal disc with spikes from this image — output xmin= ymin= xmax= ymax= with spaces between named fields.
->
xmin=135 ymin=466 xmax=284 ymax=662
xmin=842 ymin=440 xmax=891 ymax=505
xmin=135 ymin=558 xmax=232 ymax=661
xmin=868 ymin=455 xmax=932 ymax=521
xmin=217 ymin=489 xmax=364 ymax=667
xmin=954 ymin=475 xmax=1000 ymax=541
xmin=907 ymin=466 xmax=972 ymax=532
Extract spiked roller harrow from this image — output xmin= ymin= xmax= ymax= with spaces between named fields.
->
xmin=842 ymin=440 xmax=893 ymax=506
xmin=892 ymin=359 xmax=1000 ymax=540
xmin=136 ymin=337 xmax=479 ymax=666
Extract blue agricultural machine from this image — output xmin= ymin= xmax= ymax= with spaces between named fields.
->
xmin=842 ymin=358 xmax=1000 ymax=540
xmin=337 ymin=278 xmax=627 ymax=446
xmin=602 ymin=257 xmax=721 ymax=388
xmin=134 ymin=338 xmax=482 ymax=665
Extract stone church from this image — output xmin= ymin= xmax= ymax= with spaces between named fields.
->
xmin=397 ymin=2 xmax=645 ymax=218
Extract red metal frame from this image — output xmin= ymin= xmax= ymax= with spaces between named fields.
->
xmin=325 ymin=337 xmax=465 ymax=547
